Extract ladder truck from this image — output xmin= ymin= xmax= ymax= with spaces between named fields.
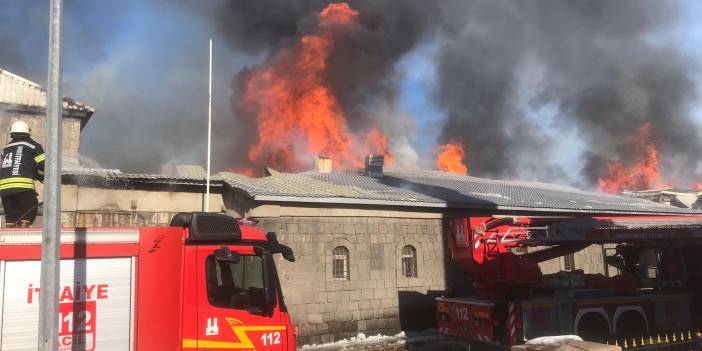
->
xmin=436 ymin=215 xmax=702 ymax=345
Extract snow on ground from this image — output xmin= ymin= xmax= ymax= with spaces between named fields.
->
xmin=525 ymin=335 xmax=583 ymax=346
xmin=301 ymin=329 xmax=451 ymax=350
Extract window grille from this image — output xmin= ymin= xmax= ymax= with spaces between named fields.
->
xmin=564 ymin=253 xmax=575 ymax=271
xmin=401 ymin=245 xmax=418 ymax=278
xmin=332 ymin=246 xmax=350 ymax=280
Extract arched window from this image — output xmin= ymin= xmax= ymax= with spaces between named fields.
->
xmin=332 ymin=246 xmax=350 ymax=280
xmin=402 ymin=245 xmax=418 ymax=278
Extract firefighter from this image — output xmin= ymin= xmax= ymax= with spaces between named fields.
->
xmin=0 ymin=121 xmax=45 ymax=227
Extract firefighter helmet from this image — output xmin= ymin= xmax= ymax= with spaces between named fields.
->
xmin=10 ymin=121 xmax=30 ymax=134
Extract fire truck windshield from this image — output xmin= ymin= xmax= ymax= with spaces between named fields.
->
xmin=205 ymin=255 xmax=267 ymax=310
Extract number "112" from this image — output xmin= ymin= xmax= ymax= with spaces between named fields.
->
xmin=260 ymin=332 xmax=281 ymax=346
xmin=60 ymin=311 xmax=92 ymax=333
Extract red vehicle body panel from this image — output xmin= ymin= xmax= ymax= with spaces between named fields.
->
xmin=136 ymin=226 xmax=185 ymax=350
xmin=0 ymin=222 xmax=297 ymax=350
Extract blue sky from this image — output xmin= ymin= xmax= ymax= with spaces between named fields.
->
xmin=2 ymin=1 xmax=702 ymax=181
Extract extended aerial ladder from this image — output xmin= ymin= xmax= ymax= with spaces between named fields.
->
xmin=438 ymin=215 xmax=702 ymax=345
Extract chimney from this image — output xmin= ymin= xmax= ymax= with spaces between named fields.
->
xmin=364 ymin=155 xmax=384 ymax=178
xmin=314 ymin=155 xmax=332 ymax=173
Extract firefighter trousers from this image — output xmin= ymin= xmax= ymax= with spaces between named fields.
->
xmin=1 ymin=190 xmax=38 ymax=227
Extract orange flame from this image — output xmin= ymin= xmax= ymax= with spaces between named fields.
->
xmin=240 ymin=3 xmax=393 ymax=172
xmin=363 ymin=128 xmax=395 ymax=166
xmin=436 ymin=141 xmax=468 ymax=175
xmin=597 ymin=122 xmax=669 ymax=193
xmin=228 ymin=167 xmax=257 ymax=178
xmin=694 ymin=183 xmax=702 ymax=191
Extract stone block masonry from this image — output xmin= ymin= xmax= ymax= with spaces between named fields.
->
xmin=258 ymin=216 xmax=447 ymax=346
xmin=0 ymin=111 xmax=83 ymax=157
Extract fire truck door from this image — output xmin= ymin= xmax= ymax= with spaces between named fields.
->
xmin=182 ymin=246 xmax=285 ymax=350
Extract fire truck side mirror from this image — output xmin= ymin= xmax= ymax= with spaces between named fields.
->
xmin=264 ymin=256 xmax=277 ymax=309
xmin=282 ymin=251 xmax=295 ymax=262
xmin=276 ymin=244 xmax=295 ymax=262
xmin=214 ymin=247 xmax=241 ymax=263
xmin=254 ymin=247 xmax=278 ymax=313
xmin=266 ymin=232 xmax=296 ymax=262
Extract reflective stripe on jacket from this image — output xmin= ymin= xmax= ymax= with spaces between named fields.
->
xmin=0 ymin=177 xmax=35 ymax=191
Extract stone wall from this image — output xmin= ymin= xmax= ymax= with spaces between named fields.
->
xmin=58 ymin=210 xmax=180 ymax=227
xmin=13 ymin=184 xmax=225 ymax=228
xmin=258 ymin=216 xmax=448 ymax=345
xmin=0 ymin=111 xmax=82 ymax=157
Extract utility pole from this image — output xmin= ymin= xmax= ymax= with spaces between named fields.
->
xmin=205 ymin=38 xmax=212 ymax=212
xmin=38 ymin=0 xmax=63 ymax=350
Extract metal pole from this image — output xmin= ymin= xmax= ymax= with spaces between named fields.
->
xmin=205 ymin=38 xmax=212 ymax=212
xmin=38 ymin=0 xmax=63 ymax=349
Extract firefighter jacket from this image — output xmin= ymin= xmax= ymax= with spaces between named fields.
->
xmin=0 ymin=137 xmax=45 ymax=196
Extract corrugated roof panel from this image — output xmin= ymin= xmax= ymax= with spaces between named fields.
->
xmin=215 ymin=169 xmax=698 ymax=214
xmin=57 ymin=163 xmax=702 ymax=214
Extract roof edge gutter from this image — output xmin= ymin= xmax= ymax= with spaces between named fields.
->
xmin=252 ymin=195 xmax=695 ymax=215
xmin=253 ymin=195 xmax=446 ymax=208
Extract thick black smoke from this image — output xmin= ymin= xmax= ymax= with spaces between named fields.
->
xmin=436 ymin=1 xmax=700 ymax=186
xmin=213 ymin=0 xmax=440 ymax=169
xmin=0 ymin=36 xmax=28 ymax=77
xmin=215 ymin=0 xmax=699 ymax=186
xmin=1 ymin=0 xmax=227 ymax=173
xmin=5 ymin=1 xmax=696 ymax=184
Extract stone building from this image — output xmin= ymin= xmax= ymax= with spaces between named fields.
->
xmin=215 ymin=167 xmax=699 ymax=344
xmin=2 ymin=67 xmax=693 ymax=345
xmin=60 ymin=167 xmax=224 ymax=227
xmin=0 ymin=68 xmax=93 ymax=158
xmin=56 ymin=163 xmax=695 ymax=345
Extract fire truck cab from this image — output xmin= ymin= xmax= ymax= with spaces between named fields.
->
xmin=437 ymin=215 xmax=702 ymax=345
xmin=0 ymin=212 xmax=297 ymax=350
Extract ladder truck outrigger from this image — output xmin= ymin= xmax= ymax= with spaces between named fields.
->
xmin=436 ymin=215 xmax=702 ymax=345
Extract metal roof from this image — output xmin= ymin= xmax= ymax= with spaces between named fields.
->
xmin=57 ymin=162 xmax=702 ymax=214
xmin=216 ymin=168 xmax=701 ymax=214
xmin=0 ymin=68 xmax=94 ymax=114
xmin=62 ymin=166 xmax=212 ymax=187
xmin=622 ymin=189 xmax=702 ymax=209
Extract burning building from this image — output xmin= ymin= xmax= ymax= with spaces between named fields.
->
xmin=4 ymin=1 xmax=702 ymax=345
xmin=0 ymin=94 xmax=688 ymax=344
xmin=50 ymin=155 xmax=699 ymax=345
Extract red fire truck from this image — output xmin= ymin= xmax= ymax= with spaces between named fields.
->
xmin=0 ymin=212 xmax=297 ymax=350
xmin=437 ymin=215 xmax=702 ymax=345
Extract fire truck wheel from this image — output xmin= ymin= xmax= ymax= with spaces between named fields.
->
xmin=577 ymin=313 xmax=611 ymax=342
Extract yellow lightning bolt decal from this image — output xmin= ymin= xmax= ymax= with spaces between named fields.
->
xmin=182 ymin=318 xmax=286 ymax=349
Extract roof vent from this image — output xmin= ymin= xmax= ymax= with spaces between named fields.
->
xmin=315 ymin=155 xmax=332 ymax=173
xmin=364 ymin=155 xmax=384 ymax=179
